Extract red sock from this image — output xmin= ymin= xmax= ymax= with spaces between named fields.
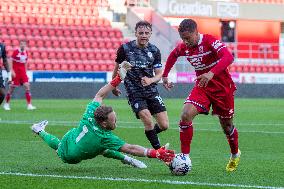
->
xmin=179 ymin=121 xmax=193 ymax=154
xmin=25 ymin=90 xmax=31 ymax=104
xmin=5 ymin=93 xmax=11 ymax=103
xmin=226 ymin=127 xmax=239 ymax=154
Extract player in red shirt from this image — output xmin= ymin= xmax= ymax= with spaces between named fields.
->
xmin=3 ymin=40 xmax=36 ymax=110
xmin=162 ymin=19 xmax=240 ymax=172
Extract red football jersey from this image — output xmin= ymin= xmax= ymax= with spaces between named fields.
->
xmin=163 ymin=34 xmax=235 ymax=90
xmin=12 ymin=48 xmax=28 ymax=68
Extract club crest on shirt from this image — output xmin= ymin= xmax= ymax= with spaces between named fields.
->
xmin=134 ymin=103 xmax=139 ymax=109
xmin=147 ymin=52 xmax=153 ymax=59
xmin=185 ymin=50 xmax=189 ymax=56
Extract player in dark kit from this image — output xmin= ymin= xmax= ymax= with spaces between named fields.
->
xmin=162 ymin=19 xmax=241 ymax=172
xmin=112 ymin=21 xmax=169 ymax=150
xmin=0 ymin=41 xmax=11 ymax=106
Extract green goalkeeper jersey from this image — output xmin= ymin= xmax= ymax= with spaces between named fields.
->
xmin=57 ymin=101 xmax=126 ymax=164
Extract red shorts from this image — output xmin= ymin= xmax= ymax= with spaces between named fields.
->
xmin=12 ymin=68 xmax=29 ymax=86
xmin=185 ymin=82 xmax=236 ymax=118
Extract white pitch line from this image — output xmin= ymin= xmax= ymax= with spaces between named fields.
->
xmin=0 ymin=172 xmax=283 ymax=189
xmin=1 ymin=120 xmax=284 ymax=134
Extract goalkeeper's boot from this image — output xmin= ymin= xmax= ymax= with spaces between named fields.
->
xmin=122 ymin=156 xmax=147 ymax=168
xmin=226 ymin=149 xmax=241 ymax=172
xmin=3 ymin=103 xmax=11 ymax=111
xmin=31 ymin=120 xmax=48 ymax=134
xmin=27 ymin=104 xmax=36 ymax=110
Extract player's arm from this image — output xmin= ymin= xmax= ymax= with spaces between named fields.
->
xmin=119 ymin=143 xmax=175 ymax=163
xmin=162 ymin=46 xmax=180 ymax=90
xmin=141 ymin=49 xmax=162 ymax=86
xmin=209 ymin=38 xmax=234 ymax=75
xmin=93 ymin=75 xmax=122 ymax=103
xmin=2 ymin=45 xmax=10 ymax=72
xmin=1 ymin=44 xmax=12 ymax=82
xmin=112 ymin=45 xmax=126 ymax=96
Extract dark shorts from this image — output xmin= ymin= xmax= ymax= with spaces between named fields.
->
xmin=128 ymin=92 xmax=167 ymax=119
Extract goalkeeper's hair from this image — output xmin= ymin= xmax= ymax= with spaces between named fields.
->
xmin=135 ymin=20 xmax=152 ymax=31
xmin=94 ymin=105 xmax=113 ymax=124
xmin=178 ymin=19 xmax=197 ymax=33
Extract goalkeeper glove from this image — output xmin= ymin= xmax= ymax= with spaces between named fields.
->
xmin=147 ymin=147 xmax=175 ymax=163
xmin=119 ymin=61 xmax=132 ymax=80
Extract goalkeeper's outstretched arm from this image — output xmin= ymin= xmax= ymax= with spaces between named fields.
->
xmin=93 ymin=75 xmax=122 ymax=103
xmin=119 ymin=143 xmax=175 ymax=163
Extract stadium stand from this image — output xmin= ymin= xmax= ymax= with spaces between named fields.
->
xmin=0 ymin=0 xmax=122 ymax=71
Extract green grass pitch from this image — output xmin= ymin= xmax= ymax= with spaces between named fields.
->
xmin=0 ymin=98 xmax=284 ymax=189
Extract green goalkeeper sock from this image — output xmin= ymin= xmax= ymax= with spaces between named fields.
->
xmin=102 ymin=149 xmax=125 ymax=160
xmin=39 ymin=131 xmax=60 ymax=150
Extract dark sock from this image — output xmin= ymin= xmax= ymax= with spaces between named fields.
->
xmin=154 ymin=123 xmax=163 ymax=134
xmin=145 ymin=129 xmax=161 ymax=149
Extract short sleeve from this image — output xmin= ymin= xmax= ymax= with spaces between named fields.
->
xmin=153 ymin=49 xmax=162 ymax=69
xmin=115 ymin=45 xmax=126 ymax=64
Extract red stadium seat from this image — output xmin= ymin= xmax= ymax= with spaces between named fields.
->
xmin=83 ymin=41 xmax=91 ymax=48
xmin=61 ymin=63 xmax=69 ymax=71
xmin=77 ymin=64 xmax=84 ymax=71
xmin=52 ymin=40 xmax=60 ymax=48
xmin=44 ymin=63 xmax=53 ymax=70
xmin=48 ymin=51 xmax=56 ymax=59
xmin=28 ymin=63 xmax=36 ymax=70
xmin=69 ymin=63 xmax=77 ymax=71
xmin=68 ymin=41 xmax=75 ymax=48
xmin=75 ymin=41 xmax=83 ymax=48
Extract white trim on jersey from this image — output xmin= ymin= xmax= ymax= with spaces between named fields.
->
xmin=194 ymin=60 xmax=218 ymax=71
xmin=198 ymin=34 xmax=203 ymax=45
xmin=185 ymin=51 xmax=212 ymax=58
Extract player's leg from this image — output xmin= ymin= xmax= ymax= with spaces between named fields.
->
xmin=138 ymin=109 xmax=161 ymax=149
xmin=103 ymin=149 xmax=147 ymax=168
xmin=3 ymin=85 xmax=16 ymax=110
xmin=153 ymin=111 xmax=169 ymax=134
xmin=23 ymin=82 xmax=36 ymax=110
xmin=148 ymin=94 xmax=169 ymax=134
xmin=211 ymin=84 xmax=240 ymax=171
xmin=0 ymin=87 xmax=5 ymax=105
xmin=129 ymin=96 xmax=161 ymax=149
xmin=179 ymin=103 xmax=199 ymax=155
xmin=31 ymin=120 xmax=60 ymax=150
xmin=0 ymin=75 xmax=6 ymax=105
xmin=219 ymin=117 xmax=240 ymax=172
xmin=181 ymin=87 xmax=210 ymax=156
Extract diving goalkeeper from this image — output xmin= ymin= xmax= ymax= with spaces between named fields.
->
xmin=31 ymin=65 xmax=175 ymax=168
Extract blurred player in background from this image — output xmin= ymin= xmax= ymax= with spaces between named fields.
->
xmin=112 ymin=21 xmax=169 ymax=150
xmin=3 ymin=40 xmax=36 ymax=110
xmin=0 ymin=41 xmax=11 ymax=106
xmin=31 ymin=70 xmax=175 ymax=168
xmin=162 ymin=19 xmax=241 ymax=172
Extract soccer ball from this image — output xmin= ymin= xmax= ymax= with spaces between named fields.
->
xmin=169 ymin=153 xmax=192 ymax=176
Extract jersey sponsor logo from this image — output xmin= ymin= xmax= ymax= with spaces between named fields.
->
xmin=212 ymin=40 xmax=223 ymax=50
